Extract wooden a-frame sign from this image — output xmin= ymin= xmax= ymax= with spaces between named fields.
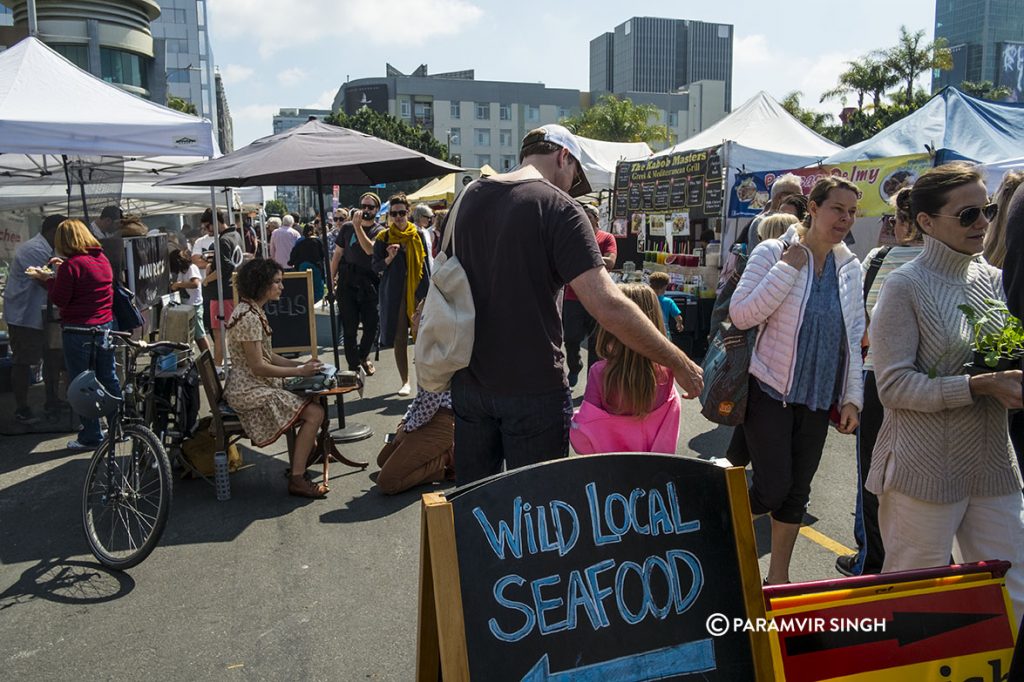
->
xmin=415 ymin=455 xmax=774 ymax=681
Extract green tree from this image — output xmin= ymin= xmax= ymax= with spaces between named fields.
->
xmin=325 ymin=107 xmax=448 ymax=161
xmin=781 ymin=91 xmax=834 ymax=135
xmin=959 ymin=80 xmax=1013 ymax=100
xmin=324 ymin=106 xmax=450 ymax=201
xmin=561 ymin=95 xmax=664 ymax=145
xmin=167 ymin=95 xmax=197 ymax=115
xmin=264 ymin=198 xmax=288 ymax=217
xmin=883 ymin=26 xmax=952 ymax=104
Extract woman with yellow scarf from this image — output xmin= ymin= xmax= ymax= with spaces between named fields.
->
xmin=373 ymin=193 xmax=430 ymax=397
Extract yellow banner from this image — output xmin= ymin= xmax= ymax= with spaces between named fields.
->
xmin=794 ymin=154 xmax=932 ymax=217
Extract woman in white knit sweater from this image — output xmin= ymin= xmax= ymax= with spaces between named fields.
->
xmin=867 ymin=163 xmax=1024 ymax=617
xmin=731 ymin=176 xmax=866 ymax=585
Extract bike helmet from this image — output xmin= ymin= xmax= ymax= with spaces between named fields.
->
xmin=68 ymin=371 xmax=122 ymax=419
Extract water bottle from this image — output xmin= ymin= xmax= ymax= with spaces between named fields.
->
xmin=214 ymin=451 xmax=230 ymax=501
xmin=622 ymin=261 xmax=636 ymax=282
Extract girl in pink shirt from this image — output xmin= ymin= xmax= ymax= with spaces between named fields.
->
xmin=571 ymin=283 xmax=681 ymax=454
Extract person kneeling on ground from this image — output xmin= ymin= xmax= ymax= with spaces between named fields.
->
xmin=223 ymin=258 xmax=329 ymax=498
xmin=376 ymin=387 xmax=454 ymax=494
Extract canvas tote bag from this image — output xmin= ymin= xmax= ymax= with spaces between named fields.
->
xmin=414 ymin=184 xmax=476 ymax=392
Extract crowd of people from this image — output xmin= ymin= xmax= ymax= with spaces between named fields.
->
xmin=7 ymin=123 xmax=1024 ymax=609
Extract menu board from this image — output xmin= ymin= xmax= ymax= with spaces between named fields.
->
xmin=613 ymin=145 xmax=723 ymax=219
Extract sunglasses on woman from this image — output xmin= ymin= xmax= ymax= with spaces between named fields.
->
xmin=389 ymin=209 xmax=408 ymax=217
xmin=930 ymin=203 xmax=998 ymax=227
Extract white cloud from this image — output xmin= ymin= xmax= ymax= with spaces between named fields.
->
xmin=733 ymin=32 xmax=858 ymax=117
xmin=306 ymin=88 xmax=339 ymax=111
xmin=232 ymin=103 xmax=282 ymax=122
xmin=277 ymin=67 xmax=308 ymax=87
xmin=211 ymin=0 xmax=484 ymax=59
xmin=219 ymin=64 xmax=254 ymax=85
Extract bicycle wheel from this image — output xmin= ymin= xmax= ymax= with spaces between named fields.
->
xmin=81 ymin=423 xmax=172 ymax=570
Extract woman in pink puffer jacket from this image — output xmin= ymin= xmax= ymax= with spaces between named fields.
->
xmin=730 ymin=176 xmax=865 ymax=585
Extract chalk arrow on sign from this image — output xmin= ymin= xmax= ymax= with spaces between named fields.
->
xmin=784 ymin=611 xmax=1002 ymax=657
xmin=520 ymin=639 xmax=716 ymax=682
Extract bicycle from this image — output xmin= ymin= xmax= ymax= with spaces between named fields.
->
xmin=64 ymin=326 xmax=189 ymax=570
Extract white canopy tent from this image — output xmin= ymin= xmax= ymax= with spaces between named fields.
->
xmin=0 ymin=37 xmax=214 ymax=157
xmin=0 ymin=183 xmax=264 ymax=216
xmin=576 ymin=136 xmax=654 ymax=193
xmin=0 ymin=36 xmax=219 ymax=221
xmin=656 ymin=91 xmax=841 ymax=172
xmin=655 ymin=92 xmax=842 ymax=251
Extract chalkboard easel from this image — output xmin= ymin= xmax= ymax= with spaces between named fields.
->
xmin=416 ymin=455 xmax=774 ymax=681
xmin=232 ymin=269 xmax=317 ymax=358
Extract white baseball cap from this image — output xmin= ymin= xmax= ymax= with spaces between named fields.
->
xmin=521 ymin=124 xmax=592 ymax=197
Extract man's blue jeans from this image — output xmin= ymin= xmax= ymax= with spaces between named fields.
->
xmin=451 ymin=371 xmax=572 ymax=486
xmin=63 ymin=323 xmax=121 ymax=445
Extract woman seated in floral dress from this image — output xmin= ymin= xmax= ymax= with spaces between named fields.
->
xmin=223 ymin=258 xmax=328 ymax=498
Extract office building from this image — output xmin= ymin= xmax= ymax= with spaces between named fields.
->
xmin=590 ymin=16 xmax=734 ymax=110
xmin=0 ymin=1 xmax=228 ymax=138
xmin=933 ymin=0 xmax=1024 ymax=99
xmin=149 ymin=0 xmax=219 ymax=137
xmin=332 ymin=63 xmax=725 ymax=166
xmin=273 ymin=108 xmax=331 ymax=214
xmin=214 ymin=70 xmax=233 ymax=152
xmin=0 ymin=0 xmax=159 ymax=97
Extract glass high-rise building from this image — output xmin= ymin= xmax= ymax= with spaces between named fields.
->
xmin=932 ymin=0 xmax=1024 ymax=97
xmin=590 ymin=16 xmax=734 ymax=110
xmin=149 ymin=0 xmax=221 ymax=143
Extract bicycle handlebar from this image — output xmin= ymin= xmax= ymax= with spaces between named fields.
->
xmin=62 ymin=326 xmax=190 ymax=353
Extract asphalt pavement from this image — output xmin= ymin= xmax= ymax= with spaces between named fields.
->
xmin=0 ymin=323 xmax=861 ymax=680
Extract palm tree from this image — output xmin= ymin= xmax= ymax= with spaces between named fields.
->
xmin=821 ymin=59 xmax=873 ymax=110
xmin=882 ymin=26 xmax=953 ymax=104
xmin=781 ymin=91 xmax=834 ymax=134
xmin=562 ymin=95 xmax=663 ymax=144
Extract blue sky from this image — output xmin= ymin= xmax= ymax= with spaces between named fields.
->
xmin=208 ymin=0 xmax=939 ymax=149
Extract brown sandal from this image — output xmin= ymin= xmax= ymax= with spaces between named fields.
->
xmin=288 ymin=475 xmax=328 ymax=498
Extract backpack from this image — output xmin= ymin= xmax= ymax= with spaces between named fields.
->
xmin=112 ymin=281 xmax=144 ymax=331
xmin=414 ymin=184 xmax=476 ymax=393
xmin=699 ymin=241 xmax=756 ymax=425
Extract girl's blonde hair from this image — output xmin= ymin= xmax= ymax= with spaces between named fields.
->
xmin=983 ymin=170 xmax=1024 ymax=268
xmin=595 ymin=283 xmax=665 ymax=417
xmin=757 ymin=213 xmax=800 ymax=241
xmin=54 ymin=219 xmax=100 ymax=257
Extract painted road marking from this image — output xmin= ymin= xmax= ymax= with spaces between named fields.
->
xmin=799 ymin=526 xmax=855 ymax=557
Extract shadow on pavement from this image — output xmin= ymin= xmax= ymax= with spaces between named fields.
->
xmin=319 ymin=477 xmax=455 ymax=524
xmin=0 ymin=558 xmax=135 ymax=611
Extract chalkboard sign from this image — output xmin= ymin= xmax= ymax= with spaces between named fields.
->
xmin=125 ymin=235 xmax=170 ymax=310
xmin=640 ymin=182 xmax=655 ymax=207
xmin=417 ymin=455 xmax=772 ymax=681
xmin=653 ymin=181 xmax=670 ymax=209
xmin=611 ymin=146 xmax=726 ymax=259
xmin=669 ymin=179 xmax=687 ymax=208
xmin=687 ymin=176 xmax=705 ymax=207
xmin=233 ymin=270 xmax=317 ymax=357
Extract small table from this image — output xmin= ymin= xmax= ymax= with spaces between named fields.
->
xmin=309 ymin=386 xmax=369 ymax=485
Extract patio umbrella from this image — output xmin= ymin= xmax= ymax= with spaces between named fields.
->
xmin=159 ymin=118 xmax=462 ymax=439
xmin=157 ymin=119 xmax=462 ymax=187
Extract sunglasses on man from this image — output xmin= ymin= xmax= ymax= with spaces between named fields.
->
xmin=930 ymin=203 xmax=998 ymax=227
xmin=389 ymin=209 xmax=408 ymax=217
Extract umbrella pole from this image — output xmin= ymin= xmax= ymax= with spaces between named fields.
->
xmin=211 ymin=185 xmax=228 ymax=368
xmin=316 ymin=170 xmax=372 ymax=443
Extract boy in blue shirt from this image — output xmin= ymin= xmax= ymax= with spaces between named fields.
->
xmin=648 ymin=272 xmax=684 ymax=336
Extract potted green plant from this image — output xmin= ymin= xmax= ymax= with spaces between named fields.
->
xmin=958 ymin=299 xmax=1024 ymax=372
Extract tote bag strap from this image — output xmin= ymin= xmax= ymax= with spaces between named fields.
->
xmin=439 ymin=180 xmax=476 ymax=259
